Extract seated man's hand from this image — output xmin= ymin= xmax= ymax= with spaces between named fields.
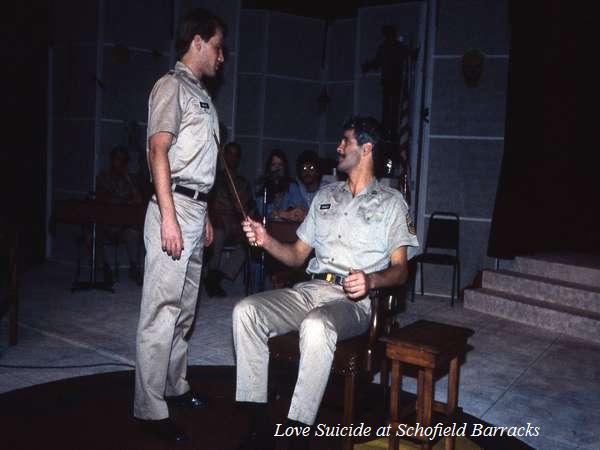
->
xmin=343 ymin=269 xmax=370 ymax=300
xmin=242 ymin=217 xmax=267 ymax=247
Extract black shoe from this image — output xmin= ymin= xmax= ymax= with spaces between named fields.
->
xmin=139 ymin=418 xmax=188 ymax=443
xmin=204 ymin=270 xmax=227 ymax=297
xmin=285 ymin=419 xmax=311 ymax=450
xmin=165 ymin=391 xmax=208 ymax=409
xmin=235 ymin=430 xmax=276 ymax=450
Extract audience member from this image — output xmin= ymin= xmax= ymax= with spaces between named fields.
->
xmin=93 ymin=145 xmax=143 ymax=285
xmin=295 ymin=150 xmax=327 ymax=209
xmin=256 ymin=149 xmax=305 ymax=222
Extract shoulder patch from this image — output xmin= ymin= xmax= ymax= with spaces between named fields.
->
xmin=406 ymin=213 xmax=416 ymax=235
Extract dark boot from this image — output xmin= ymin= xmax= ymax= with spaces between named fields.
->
xmin=285 ymin=418 xmax=311 ymax=450
xmin=235 ymin=402 xmax=275 ymax=450
xmin=205 ymin=270 xmax=227 ymax=298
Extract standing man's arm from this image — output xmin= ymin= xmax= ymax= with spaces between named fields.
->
xmin=148 ymin=131 xmax=183 ymax=260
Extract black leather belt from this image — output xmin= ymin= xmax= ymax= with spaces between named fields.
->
xmin=172 ymin=184 xmax=209 ymax=202
xmin=311 ymin=272 xmax=345 ymax=286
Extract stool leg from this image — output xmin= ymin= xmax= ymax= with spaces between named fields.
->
xmin=388 ymin=360 xmax=402 ymax=450
xmin=417 ymin=368 xmax=433 ymax=450
xmin=446 ymin=356 xmax=459 ymax=415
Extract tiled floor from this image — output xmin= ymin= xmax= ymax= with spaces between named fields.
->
xmin=1 ymin=262 xmax=599 ymax=450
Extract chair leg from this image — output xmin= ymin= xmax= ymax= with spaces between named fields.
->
xmin=114 ymin=242 xmax=119 ymax=281
xmin=420 ymin=262 xmax=425 ymax=296
xmin=450 ymin=264 xmax=456 ymax=307
xmin=410 ymin=265 xmax=416 ymax=303
xmin=342 ymin=373 xmax=357 ymax=450
xmin=380 ymin=359 xmax=390 ymax=417
xmin=456 ymin=261 xmax=461 ymax=304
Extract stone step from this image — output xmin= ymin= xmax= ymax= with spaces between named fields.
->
xmin=482 ymin=269 xmax=600 ymax=315
xmin=464 ymin=288 xmax=600 ymax=344
xmin=516 ymin=254 xmax=600 ymax=289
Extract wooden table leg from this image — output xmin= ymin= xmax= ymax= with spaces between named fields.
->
xmin=418 ymin=368 xmax=433 ymax=450
xmin=446 ymin=355 xmax=459 ymax=415
xmin=388 ymin=360 xmax=402 ymax=450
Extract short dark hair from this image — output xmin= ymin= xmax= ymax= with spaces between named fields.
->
xmin=296 ymin=150 xmax=321 ymax=179
xmin=176 ymin=8 xmax=227 ymax=59
xmin=225 ymin=141 xmax=242 ymax=156
xmin=342 ymin=116 xmax=382 ymax=152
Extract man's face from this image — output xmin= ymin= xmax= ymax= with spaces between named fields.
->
xmin=224 ymin=147 xmax=240 ymax=170
xmin=336 ymin=129 xmax=361 ymax=173
xmin=300 ymin=162 xmax=318 ymax=185
xmin=198 ymin=29 xmax=224 ymax=78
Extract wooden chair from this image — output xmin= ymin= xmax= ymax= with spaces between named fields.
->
xmin=0 ymin=226 xmax=19 ymax=345
xmin=268 ymin=284 xmax=406 ymax=450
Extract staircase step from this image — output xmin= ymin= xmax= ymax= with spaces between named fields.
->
xmin=482 ymin=269 xmax=600 ymax=314
xmin=516 ymin=254 xmax=600 ymax=289
xmin=464 ymin=288 xmax=600 ymax=344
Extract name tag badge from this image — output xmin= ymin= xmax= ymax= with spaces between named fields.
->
xmin=200 ymin=102 xmax=210 ymax=110
xmin=319 ymin=204 xmax=331 ymax=210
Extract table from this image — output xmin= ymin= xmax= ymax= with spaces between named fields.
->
xmin=380 ymin=320 xmax=474 ymax=450
xmin=53 ymin=199 xmax=146 ymax=292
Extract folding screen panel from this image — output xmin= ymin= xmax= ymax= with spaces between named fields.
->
xmin=422 ymin=0 xmax=509 ymax=294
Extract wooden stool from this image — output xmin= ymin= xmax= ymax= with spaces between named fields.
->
xmin=380 ymin=320 xmax=474 ymax=450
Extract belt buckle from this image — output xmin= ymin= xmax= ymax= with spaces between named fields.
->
xmin=192 ymin=190 xmax=199 ymax=201
xmin=325 ymin=273 xmax=333 ymax=283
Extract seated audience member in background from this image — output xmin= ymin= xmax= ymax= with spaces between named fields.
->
xmin=295 ymin=150 xmax=327 ymax=209
xmin=256 ymin=149 xmax=305 ymax=222
xmin=205 ymin=142 xmax=254 ymax=297
xmin=93 ymin=145 xmax=143 ymax=284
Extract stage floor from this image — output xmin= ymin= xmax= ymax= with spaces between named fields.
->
xmin=1 ymin=261 xmax=598 ymax=449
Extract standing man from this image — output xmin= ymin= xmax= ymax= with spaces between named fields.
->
xmin=233 ymin=117 xmax=419 ymax=450
xmin=134 ymin=8 xmax=226 ymax=443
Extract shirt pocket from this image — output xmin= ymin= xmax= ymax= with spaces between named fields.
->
xmin=314 ymin=203 xmax=337 ymax=244
xmin=350 ymin=205 xmax=387 ymax=250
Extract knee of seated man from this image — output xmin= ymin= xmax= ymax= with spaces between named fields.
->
xmin=299 ymin=310 xmax=337 ymax=348
xmin=232 ymin=296 xmax=262 ymax=323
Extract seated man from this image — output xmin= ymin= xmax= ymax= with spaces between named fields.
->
xmin=205 ymin=142 xmax=254 ymax=297
xmin=232 ymin=117 xmax=419 ymax=450
xmin=94 ymin=145 xmax=143 ymax=284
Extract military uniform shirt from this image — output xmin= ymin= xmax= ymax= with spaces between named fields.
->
xmin=146 ymin=61 xmax=219 ymax=193
xmin=296 ymin=179 xmax=419 ymax=275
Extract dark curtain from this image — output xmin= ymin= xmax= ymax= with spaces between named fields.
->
xmin=3 ymin=1 xmax=50 ymax=265
xmin=488 ymin=0 xmax=596 ymax=258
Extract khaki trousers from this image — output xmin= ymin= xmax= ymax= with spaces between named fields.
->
xmin=233 ymin=280 xmax=371 ymax=425
xmin=134 ymin=195 xmax=206 ymax=420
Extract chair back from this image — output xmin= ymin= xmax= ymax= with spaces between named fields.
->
xmin=424 ymin=211 xmax=460 ymax=256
